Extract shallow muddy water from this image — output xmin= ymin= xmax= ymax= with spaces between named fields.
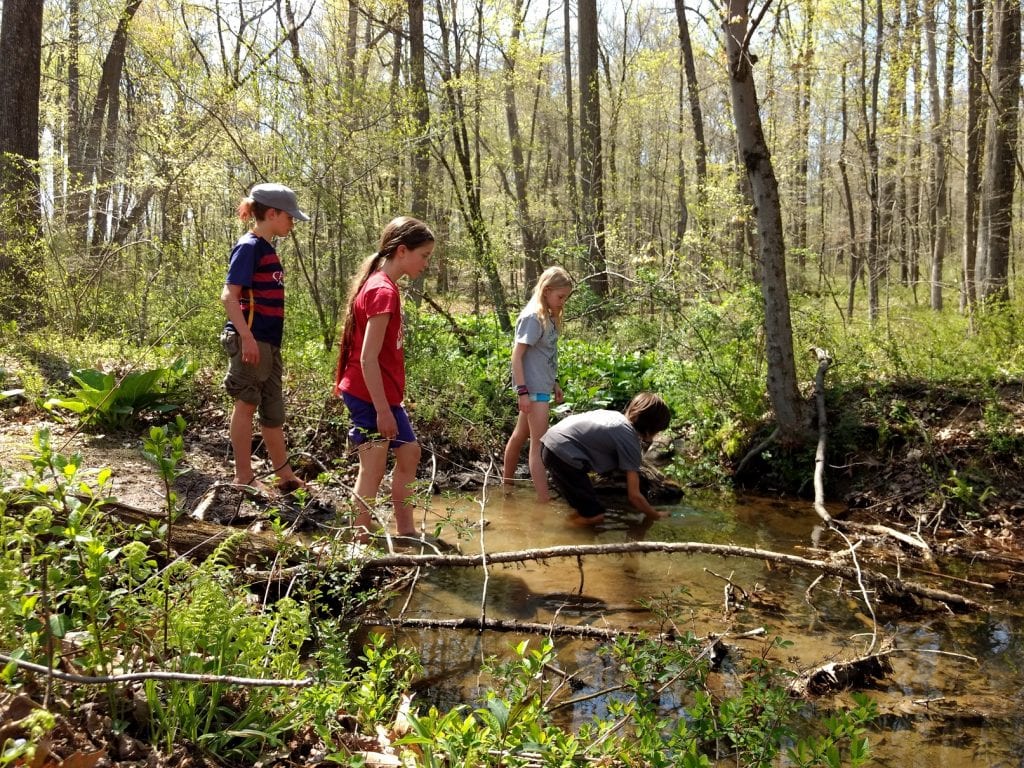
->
xmin=372 ymin=485 xmax=1024 ymax=766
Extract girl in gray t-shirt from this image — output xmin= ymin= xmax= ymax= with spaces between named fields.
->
xmin=502 ymin=266 xmax=574 ymax=502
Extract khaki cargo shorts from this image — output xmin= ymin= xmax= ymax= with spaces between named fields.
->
xmin=221 ymin=330 xmax=286 ymax=428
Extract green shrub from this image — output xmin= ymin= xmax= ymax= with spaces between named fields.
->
xmin=43 ymin=358 xmax=192 ymax=430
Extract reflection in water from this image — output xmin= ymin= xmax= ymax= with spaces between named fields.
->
xmin=377 ymin=486 xmax=1024 ymax=765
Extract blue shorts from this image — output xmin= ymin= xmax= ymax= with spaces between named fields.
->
xmin=342 ymin=392 xmax=416 ymax=449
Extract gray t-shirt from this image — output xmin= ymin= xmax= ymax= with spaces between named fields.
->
xmin=512 ymin=311 xmax=559 ymax=394
xmin=540 ymin=410 xmax=643 ymax=474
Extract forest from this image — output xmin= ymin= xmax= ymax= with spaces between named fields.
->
xmin=1 ymin=0 xmax=1024 ymax=764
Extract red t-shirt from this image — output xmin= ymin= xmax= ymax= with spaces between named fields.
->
xmin=336 ymin=271 xmax=406 ymax=405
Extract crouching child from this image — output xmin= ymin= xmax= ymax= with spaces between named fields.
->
xmin=539 ymin=392 xmax=672 ymax=526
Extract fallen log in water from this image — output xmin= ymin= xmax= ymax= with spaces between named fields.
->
xmin=365 ymin=541 xmax=984 ymax=612
xmin=6 ymin=491 xmax=982 ymax=612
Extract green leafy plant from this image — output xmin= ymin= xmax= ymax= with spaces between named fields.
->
xmin=939 ymin=469 xmax=995 ymax=518
xmin=43 ymin=358 xmax=191 ymax=430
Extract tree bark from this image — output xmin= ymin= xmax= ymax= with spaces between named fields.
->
xmin=0 ymin=0 xmax=43 ymax=322
xmin=407 ymin=0 xmax=432 ymax=301
xmin=839 ymin=66 xmax=861 ymax=323
xmin=577 ymin=0 xmax=608 ymax=297
xmin=502 ymin=0 xmax=543 ymax=290
xmin=723 ymin=0 xmax=810 ymax=445
xmin=434 ymin=0 xmax=512 ymax=331
xmin=977 ymin=0 xmax=1019 ymax=304
xmin=80 ymin=0 xmax=144 ymax=248
xmin=861 ymin=0 xmax=884 ymax=323
xmin=925 ymin=0 xmax=950 ymax=311
xmin=961 ymin=0 xmax=984 ymax=314
xmin=673 ymin=0 xmax=708 ymax=268
xmin=879 ymin=1 xmax=907 ymax=296
xmin=563 ymin=0 xmax=579 ymax=241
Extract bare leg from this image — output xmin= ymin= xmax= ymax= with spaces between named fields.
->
xmin=502 ymin=410 xmax=530 ymax=488
xmin=261 ymin=423 xmax=305 ymax=489
xmin=229 ymin=400 xmax=264 ymax=489
xmin=352 ymin=440 xmax=389 ymax=540
xmin=525 ymin=402 xmax=551 ymax=502
xmin=392 ymin=441 xmax=422 ymax=536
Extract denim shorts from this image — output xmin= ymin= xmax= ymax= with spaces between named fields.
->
xmin=342 ymin=392 xmax=416 ymax=449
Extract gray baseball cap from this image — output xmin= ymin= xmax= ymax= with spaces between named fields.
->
xmin=249 ymin=183 xmax=310 ymax=221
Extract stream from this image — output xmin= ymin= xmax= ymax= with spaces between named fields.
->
xmin=370 ymin=485 xmax=1024 ymax=766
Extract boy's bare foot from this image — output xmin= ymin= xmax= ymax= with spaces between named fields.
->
xmin=276 ymin=477 xmax=308 ymax=494
xmin=232 ymin=477 xmax=273 ymax=501
xmin=567 ymin=512 xmax=605 ymax=527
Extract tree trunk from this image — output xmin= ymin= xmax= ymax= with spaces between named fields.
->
xmin=577 ymin=0 xmax=608 ymax=297
xmin=434 ymin=0 xmax=511 ymax=331
xmin=0 ymin=0 xmax=42 ymax=209
xmin=861 ymin=0 xmax=884 ymax=323
xmin=724 ymin=0 xmax=809 ymax=445
xmin=502 ymin=0 xmax=543 ymax=291
xmin=925 ymin=0 xmax=950 ymax=311
xmin=791 ymin=0 xmax=815 ymax=264
xmin=673 ymin=0 xmax=707 ymax=270
xmin=977 ymin=0 xmax=1018 ymax=304
xmin=879 ymin=1 xmax=908 ymax=297
xmin=563 ymin=0 xmax=579 ymax=242
xmin=86 ymin=0 xmax=143 ymax=248
xmin=839 ymin=66 xmax=861 ymax=323
xmin=904 ymin=26 xmax=923 ymax=296
xmin=961 ymin=0 xmax=983 ymax=314
xmin=407 ymin=0 xmax=432 ymax=301
xmin=0 ymin=0 xmax=43 ymax=322
xmin=409 ymin=0 xmax=430 ymax=221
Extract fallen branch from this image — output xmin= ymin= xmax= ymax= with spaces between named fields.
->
xmin=0 ymin=652 xmax=312 ymax=688
xmin=789 ymin=650 xmax=893 ymax=697
xmin=371 ymin=615 xmax=766 ymax=646
xmin=364 ymin=541 xmax=983 ymax=611
xmin=365 ymin=615 xmax=670 ymax=643
xmin=807 ymin=347 xmax=933 ymax=561
xmin=811 ymin=347 xmax=833 ymax=524
xmin=734 ymin=427 xmax=779 ymax=478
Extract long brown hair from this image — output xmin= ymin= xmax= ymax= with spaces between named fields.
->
xmin=337 ymin=216 xmax=435 ymax=376
xmin=523 ymin=266 xmax=573 ymax=331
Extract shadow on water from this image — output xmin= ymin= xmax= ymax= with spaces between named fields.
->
xmin=366 ymin=486 xmax=1024 ymax=765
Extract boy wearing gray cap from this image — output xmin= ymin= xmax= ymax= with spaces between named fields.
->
xmin=219 ymin=183 xmax=309 ymax=495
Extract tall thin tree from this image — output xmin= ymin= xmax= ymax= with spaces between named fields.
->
xmin=724 ymin=0 xmax=809 ymax=445
xmin=977 ymin=0 xmax=1020 ymax=303
xmin=0 ymin=0 xmax=43 ymax=320
xmin=961 ymin=0 xmax=984 ymax=314
xmin=578 ymin=0 xmax=608 ymax=297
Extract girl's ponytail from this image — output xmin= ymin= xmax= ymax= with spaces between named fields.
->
xmin=336 ymin=217 xmax=434 ymax=379
xmin=338 ymin=251 xmax=387 ymax=377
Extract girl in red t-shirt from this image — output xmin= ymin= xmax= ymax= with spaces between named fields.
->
xmin=336 ymin=217 xmax=435 ymax=540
